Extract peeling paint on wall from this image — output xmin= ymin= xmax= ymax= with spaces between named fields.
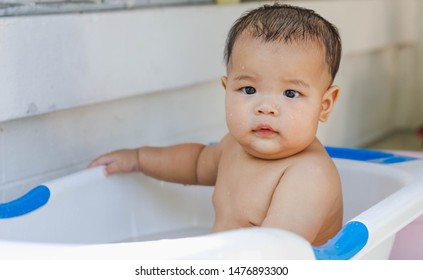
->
xmin=26 ymin=103 xmax=39 ymax=115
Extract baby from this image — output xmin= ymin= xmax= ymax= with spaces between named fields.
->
xmin=88 ymin=3 xmax=343 ymax=246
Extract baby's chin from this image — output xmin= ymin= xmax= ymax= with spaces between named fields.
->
xmin=241 ymin=141 xmax=310 ymax=160
xmin=242 ymin=146 xmax=292 ymax=160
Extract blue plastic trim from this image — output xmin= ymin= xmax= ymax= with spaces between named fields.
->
xmin=325 ymin=146 xmax=417 ymax=164
xmin=313 ymin=221 xmax=369 ymax=260
xmin=0 ymin=185 xmax=50 ymax=219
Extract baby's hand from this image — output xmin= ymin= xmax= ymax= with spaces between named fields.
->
xmin=87 ymin=149 xmax=139 ymax=176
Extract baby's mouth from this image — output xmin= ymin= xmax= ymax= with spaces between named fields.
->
xmin=253 ymin=124 xmax=278 ymax=137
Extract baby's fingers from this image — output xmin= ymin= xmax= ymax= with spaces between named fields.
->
xmin=103 ymin=160 xmax=136 ymax=176
xmin=87 ymin=154 xmax=116 ymax=169
xmin=87 ymin=149 xmax=139 ymax=175
xmin=104 ymin=161 xmax=123 ymax=176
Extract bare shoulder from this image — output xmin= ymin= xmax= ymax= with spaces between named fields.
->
xmin=262 ymin=140 xmax=342 ymax=243
xmin=288 ymin=141 xmax=341 ymax=192
xmin=196 ymin=133 xmax=232 ymax=185
xmin=202 ymin=133 xmax=233 ymax=158
xmin=280 ymin=139 xmax=343 ymax=221
xmin=218 ymin=133 xmax=237 ymax=148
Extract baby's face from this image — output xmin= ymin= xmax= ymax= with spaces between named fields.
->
xmin=222 ymin=34 xmax=338 ymax=159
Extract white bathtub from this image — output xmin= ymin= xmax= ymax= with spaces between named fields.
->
xmin=0 ymin=147 xmax=422 ymax=260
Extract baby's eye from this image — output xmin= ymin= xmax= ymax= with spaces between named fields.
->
xmin=283 ymin=89 xmax=300 ymax=98
xmin=241 ymin=86 xmax=257 ymax=95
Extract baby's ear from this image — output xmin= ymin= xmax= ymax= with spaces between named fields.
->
xmin=319 ymin=86 xmax=339 ymax=122
xmin=220 ymin=76 xmax=228 ymax=90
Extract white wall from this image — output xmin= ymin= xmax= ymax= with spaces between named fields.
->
xmin=415 ymin=0 xmax=423 ymax=126
xmin=315 ymin=0 xmax=421 ymax=146
xmin=0 ymin=5 xmax=233 ymax=122
xmin=0 ymin=0 xmax=422 ymax=194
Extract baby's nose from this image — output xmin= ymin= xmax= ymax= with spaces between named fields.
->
xmin=255 ymin=103 xmax=279 ymax=116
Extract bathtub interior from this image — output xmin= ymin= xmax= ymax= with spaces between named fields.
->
xmin=338 ymin=159 xmax=408 ymax=223
xmin=0 ymin=168 xmax=215 ymax=244
xmin=0 ymin=152 xmax=412 ymax=253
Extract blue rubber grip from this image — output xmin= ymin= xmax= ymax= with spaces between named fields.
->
xmin=0 ymin=185 xmax=50 ymax=219
xmin=313 ymin=221 xmax=369 ymax=260
xmin=325 ymin=146 xmax=417 ymax=164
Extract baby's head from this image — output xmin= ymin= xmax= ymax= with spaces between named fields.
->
xmin=221 ymin=4 xmax=342 ymax=159
xmin=224 ymin=3 xmax=341 ymax=84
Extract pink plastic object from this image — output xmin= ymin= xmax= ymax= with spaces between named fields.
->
xmin=389 ymin=150 xmax=423 ymax=259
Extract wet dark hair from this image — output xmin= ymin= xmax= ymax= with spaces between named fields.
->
xmin=224 ymin=3 xmax=342 ymax=82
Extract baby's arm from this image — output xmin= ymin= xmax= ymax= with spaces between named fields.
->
xmin=261 ymin=158 xmax=342 ymax=245
xmin=137 ymin=144 xmax=221 ymax=185
xmin=88 ymin=142 xmax=222 ymax=186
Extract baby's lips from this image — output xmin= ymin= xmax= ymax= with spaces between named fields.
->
xmin=253 ymin=123 xmax=276 ymax=132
